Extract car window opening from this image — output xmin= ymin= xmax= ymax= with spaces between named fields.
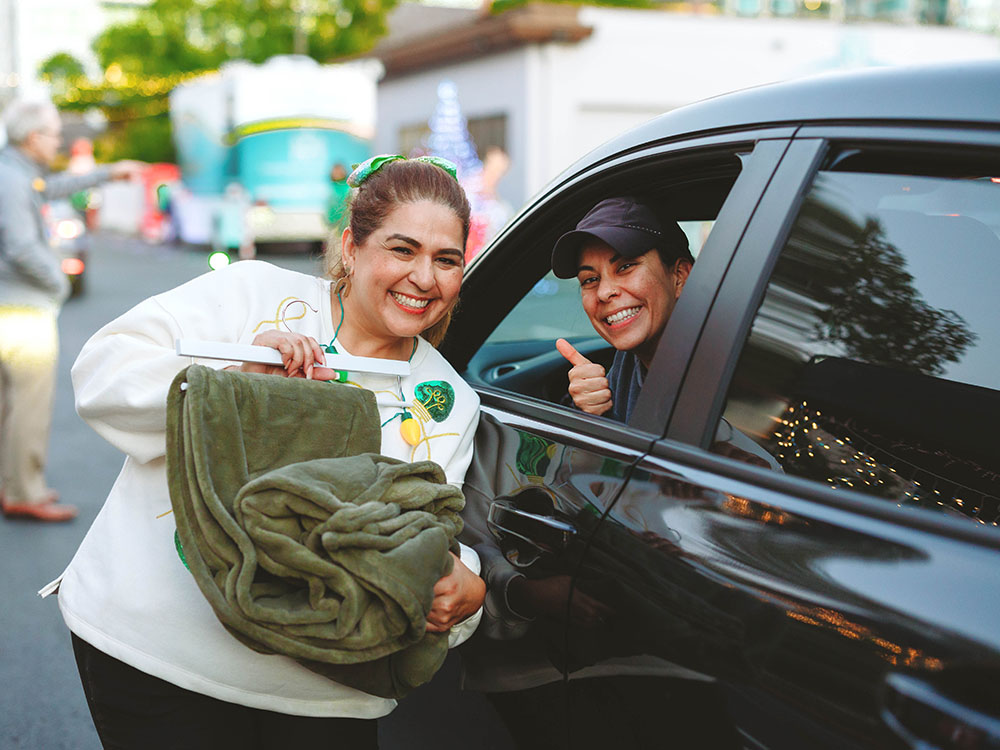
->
xmin=465 ymin=153 xmax=745 ymax=428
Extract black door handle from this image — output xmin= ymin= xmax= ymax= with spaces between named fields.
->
xmin=881 ymin=672 xmax=1000 ymax=749
xmin=487 ymin=498 xmax=577 ymax=567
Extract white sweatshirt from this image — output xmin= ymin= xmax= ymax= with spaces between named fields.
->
xmin=49 ymin=261 xmax=481 ymax=718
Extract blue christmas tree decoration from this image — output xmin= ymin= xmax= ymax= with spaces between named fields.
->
xmin=421 ymin=80 xmax=482 ymax=181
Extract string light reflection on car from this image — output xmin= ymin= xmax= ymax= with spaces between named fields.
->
xmin=772 ymin=399 xmax=997 ymax=526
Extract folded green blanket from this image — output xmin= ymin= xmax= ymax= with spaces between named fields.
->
xmin=166 ymin=365 xmax=465 ymax=699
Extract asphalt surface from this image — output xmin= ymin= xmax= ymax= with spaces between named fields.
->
xmin=0 ymin=232 xmax=513 ymax=749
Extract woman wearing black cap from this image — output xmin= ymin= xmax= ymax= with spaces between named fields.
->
xmin=551 ymin=196 xmax=694 ymax=422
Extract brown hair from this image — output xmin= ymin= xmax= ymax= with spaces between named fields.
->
xmin=325 ymin=159 xmax=471 ymax=347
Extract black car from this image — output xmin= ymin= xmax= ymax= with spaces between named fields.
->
xmin=445 ymin=61 xmax=1000 ymax=750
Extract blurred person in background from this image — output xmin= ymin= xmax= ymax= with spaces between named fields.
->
xmin=213 ymin=180 xmax=254 ymax=260
xmin=463 ymin=146 xmax=512 ymax=263
xmin=327 ymin=162 xmax=350 ymax=231
xmin=0 ymin=98 xmax=144 ymax=522
xmin=67 ymin=137 xmax=101 ymax=230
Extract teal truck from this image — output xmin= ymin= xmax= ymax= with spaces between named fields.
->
xmin=168 ymin=55 xmax=379 ymax=253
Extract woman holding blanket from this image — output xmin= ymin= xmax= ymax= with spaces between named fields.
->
xmin=46 ymin=156 xmax=484 ymax=748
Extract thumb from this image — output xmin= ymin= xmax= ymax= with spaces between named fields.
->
xmin=556 ymin=338 xmax=591 ymax=367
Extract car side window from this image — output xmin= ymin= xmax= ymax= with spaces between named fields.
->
xmin=722 ymin=154 xmax=1000 ymax=529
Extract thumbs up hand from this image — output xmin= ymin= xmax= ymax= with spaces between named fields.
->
xmin=556 ymin=338 xmax=613 ymax=416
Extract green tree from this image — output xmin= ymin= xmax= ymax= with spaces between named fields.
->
xmin=815 ymin=217 xmax=976 ymax=376
xmin=93 ymin=0 xmax=393 ymax=76
xmin=491 ymin=0 xmax=652 ymax=13
xmin=38 ymin=52 xmax=86 ymax=81
xmin=37 ymin=51 xmax=87 ymax=100
xmin=778 ymin=194 xmax=976 ymax=377
xmin=45 ymin=0 xmax=396 ymax=161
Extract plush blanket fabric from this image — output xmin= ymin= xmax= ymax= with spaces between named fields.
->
xmin=166 ymin=365 xmax=465 ymax=698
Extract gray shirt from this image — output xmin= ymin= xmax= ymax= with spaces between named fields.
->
xmin=0 ymin=145 xmax=109 ymax=310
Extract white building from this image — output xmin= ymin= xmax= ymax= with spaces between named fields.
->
xmin=372 ymin=3 xmax=1000 ymax=209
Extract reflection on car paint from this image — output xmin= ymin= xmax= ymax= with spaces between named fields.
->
xmin=461 ymin=413 xmax=747 ymax=747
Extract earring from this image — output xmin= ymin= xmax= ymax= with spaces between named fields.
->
xmin=333 ymin=275 xmax=351 ymax=298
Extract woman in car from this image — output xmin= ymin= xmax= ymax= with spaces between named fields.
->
xmin=552 ymin=195 xmax=777 ymax=467
xmin=551 ymin=196 xmax=693 ymax=421
xmin=49 ymin=156 xmax=485 ymax=749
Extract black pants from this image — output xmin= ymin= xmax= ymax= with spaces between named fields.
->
xmin=71 ymin=634 xmax=379 ymax=750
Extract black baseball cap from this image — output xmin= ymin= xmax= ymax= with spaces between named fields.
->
xmin=551 ymin=196 xmax=690 ymax=279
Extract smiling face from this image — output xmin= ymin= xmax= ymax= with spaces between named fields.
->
xmin=577 ymin=239 xmax=692 ymax=368
xmin=339 ymin=200 xmax=465 ymax=357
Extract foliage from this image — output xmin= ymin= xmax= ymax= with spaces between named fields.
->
xmin=40 ymin=0 xmax=396 ymax=161
xmin=93 ymin=0 xmax=394 ymax=76
xmin=95 ymin=115 xmax=177 ymax=164
xmin=491 ymin=0 xmax=653 ymax=14
xmin=38 ymin=52 xmax=86 ymax=83
xmin=815 ymin=217 xmax=976 ymax=375
xmin=778 ymin=197 xmax=976 ymax=377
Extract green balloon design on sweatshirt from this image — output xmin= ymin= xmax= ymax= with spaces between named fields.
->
xmin=415 ymin=381 xmax=455 ymax=422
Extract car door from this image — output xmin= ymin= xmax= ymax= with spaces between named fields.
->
xmin=613 ymin=127 xmax=1000 ymax=749
xmin=447 ymin=131 xmax=795 ymax=748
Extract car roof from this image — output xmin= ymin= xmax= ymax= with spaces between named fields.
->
xmin=573 ymin=60 xmax=1000 ymax=170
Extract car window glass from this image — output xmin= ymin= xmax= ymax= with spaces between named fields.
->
xmin=486 ymin=273 xmax=594 ymax=345
xmin=722 ymin=164 xmax=1000 ymax=529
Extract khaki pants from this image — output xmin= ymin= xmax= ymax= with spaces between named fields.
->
xmin=0 ymin=306 xmax=58 ymax=504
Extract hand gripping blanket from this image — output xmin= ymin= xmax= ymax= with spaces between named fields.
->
xmin=165 ymin=365 xmax=466 ymax=699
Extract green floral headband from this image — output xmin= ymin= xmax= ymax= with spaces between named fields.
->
xmin=347 ymin=154 xmax=459 ymax=188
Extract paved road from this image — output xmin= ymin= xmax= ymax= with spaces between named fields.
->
xmin=0 ymin=233 xmax=512 ymax=749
